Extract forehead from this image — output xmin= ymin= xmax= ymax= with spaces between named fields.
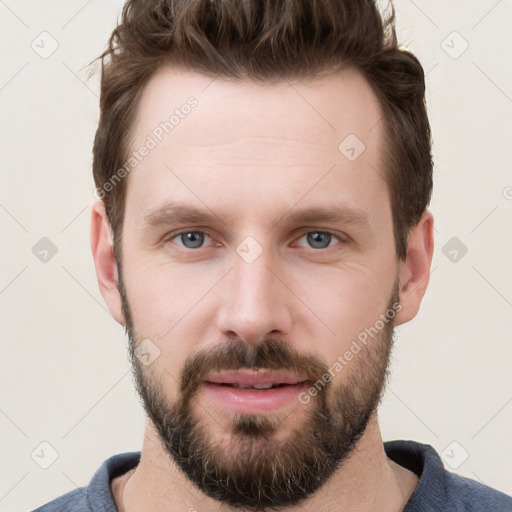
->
xmin=132 ymin=66 xmax=383 ymax=147
xmin=124 ymin=66 xmax=388 ymax=225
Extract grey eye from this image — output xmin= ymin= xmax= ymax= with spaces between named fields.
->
xmin=176 ymin=231 xmax=208 ymax=248
xmin=306 ymin=232 xmax=333 ymax=249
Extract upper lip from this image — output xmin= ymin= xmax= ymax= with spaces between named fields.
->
xmin=204 ymin=370 xmax=308 ymax=386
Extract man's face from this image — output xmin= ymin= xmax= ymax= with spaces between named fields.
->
xmin=117 ymin=67 xmax=401 ymax=509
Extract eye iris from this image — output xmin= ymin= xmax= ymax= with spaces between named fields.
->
xmin=307 ymin=232 xmax=331 ymax=249
xmin=181 ymin=232 xmax=204 ymax=248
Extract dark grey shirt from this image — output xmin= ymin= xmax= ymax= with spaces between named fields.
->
xmin=32 ymin=440 xmax=512 ymax=511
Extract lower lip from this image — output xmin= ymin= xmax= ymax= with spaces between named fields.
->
xmin=203 ymin=382 xmax=308 ymax=414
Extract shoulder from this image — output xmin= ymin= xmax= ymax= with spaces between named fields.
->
xmin=443 ymin=471 xmax=512 ymax=511
xmin=31 ymin=488 xmax=89 ymax=512
xmin=31 ymin=452 xmax=141 ymax=512
xmin=384 ymin=440 xmax=512 ymax=512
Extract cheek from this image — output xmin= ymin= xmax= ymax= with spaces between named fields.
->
xmin=123 ymin=250 xmax=211 ymax=325
xmin=121 ymin=257 xmax=217 ymax=381
xmin=297 ymin=265 xmax=396 ymax=355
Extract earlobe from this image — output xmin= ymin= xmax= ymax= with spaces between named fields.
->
xmin=395 ymin=210 xmax=434 ymax=326
xmin=90 ymin=201 xmax=125 ymax=325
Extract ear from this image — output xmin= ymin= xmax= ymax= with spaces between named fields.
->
xmin=90 ymin=201 xmax=125 ymax=324
xmin=394 ymin=210 xmax=434 ymax=326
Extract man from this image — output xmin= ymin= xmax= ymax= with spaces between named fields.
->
xmin=34 ymin=0 xmax=512 ymax=511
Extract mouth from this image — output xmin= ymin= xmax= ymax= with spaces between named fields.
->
xmin=209 ymin=382 xmax=292 ymax=389
xmin=204 ymin=369 xmax=308 ymax=387
xmin=202 ymin=370 xmax=309 ymax=413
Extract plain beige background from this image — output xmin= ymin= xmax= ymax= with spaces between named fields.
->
xmin=1 ymin=1 xmax=511 ymax=510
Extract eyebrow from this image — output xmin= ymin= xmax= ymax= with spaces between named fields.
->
xmin=143 ymin=203 xmax=219 ymax=227
xmin=142 ymin=202 xmax=370 ymax=230
xmin=276 ymin=205 xmax=370 ymax=228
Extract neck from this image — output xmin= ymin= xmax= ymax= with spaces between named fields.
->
xmin=117 ymin=412 xmax=418 ymax=512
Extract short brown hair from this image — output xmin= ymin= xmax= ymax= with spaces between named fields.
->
xmin=92 ymin=0 xmax=433 ymax=260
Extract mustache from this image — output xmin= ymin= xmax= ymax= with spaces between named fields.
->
xmin=179 ymin=337 xmax=329 ymax=397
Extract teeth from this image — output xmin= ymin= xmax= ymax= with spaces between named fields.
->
xmin=253 ymin=383 xmax=273 ymax=389
xmin=229 ymin=383 xmax=277 ymax=389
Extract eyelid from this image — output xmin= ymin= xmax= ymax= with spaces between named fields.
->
xmin=292 ymin=229 xmax=346 ymax=248
xmin=165 ymin=229 xmax=217 ymax=247
xmin=162 ymin=228 xmax=348 ymax=249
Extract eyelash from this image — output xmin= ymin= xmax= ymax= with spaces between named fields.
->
xmin=165 ymin=229 xmax=346 ymax=250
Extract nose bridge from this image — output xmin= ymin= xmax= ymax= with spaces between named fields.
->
xmin=234 ymin=249 xmax=273 ymax=304
xmin=216 ymin=241 xmax=292 ymax=343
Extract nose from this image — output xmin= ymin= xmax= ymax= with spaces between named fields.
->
xmin=215 ymin=248 xmax=293 ymax=344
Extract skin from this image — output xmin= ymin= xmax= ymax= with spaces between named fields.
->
xmin=91 ymin=66 xmax=434 ymax=511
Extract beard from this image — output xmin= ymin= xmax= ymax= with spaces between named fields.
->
xmin=118 ymin=269 xmax=399 ymax=511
